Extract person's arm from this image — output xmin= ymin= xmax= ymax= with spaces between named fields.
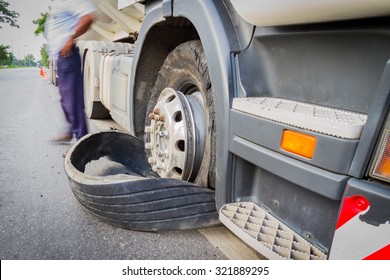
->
xmin=60 ymin=13 xmax=95 ymax=57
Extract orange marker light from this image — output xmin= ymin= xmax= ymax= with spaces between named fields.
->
xmin=281 ymin=130 xmax=316 ymax=159
xmin=372 ymin=131 xmax=390 ymax=181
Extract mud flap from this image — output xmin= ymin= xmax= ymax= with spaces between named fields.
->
xmin=64 ymin=131 xmax=220 ymax=231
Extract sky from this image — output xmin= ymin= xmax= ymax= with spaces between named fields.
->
xmin=0 ymin=0 xmax=53 ymax=61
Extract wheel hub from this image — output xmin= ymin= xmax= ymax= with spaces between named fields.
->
xmin=145 ymin=88 xmax=206 ymax=181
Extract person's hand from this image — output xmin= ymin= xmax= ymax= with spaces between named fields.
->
xmin=60 ymin=37 xmax=74 ymax=57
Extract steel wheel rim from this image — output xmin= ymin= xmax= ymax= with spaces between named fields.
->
xmin=145 ymin=88 xmax=206 ymax=181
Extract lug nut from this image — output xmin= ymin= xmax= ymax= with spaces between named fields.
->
xmin=145 ymin=142 xmax=153 ymax=149
xmin=153 ymin=108 xmax=160 ymax=114
xmin=152 ymin=163 xmax=164 ymax=172
xmin=157 ymin=163 xmax=165 ymax=170
xmin=158 ymin=130 xmax=168 ymax=138
xmin=148 ymin=113 xmax=155 ymax=120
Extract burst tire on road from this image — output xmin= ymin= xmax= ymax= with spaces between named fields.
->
xmin=64 ymin=131 xmax=220 ymax=231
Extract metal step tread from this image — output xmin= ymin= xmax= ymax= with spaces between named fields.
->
xmin=219 ymin=202 xmax=327 ymax=260
xmin=232 ymin=97 xmax=367 ymax=139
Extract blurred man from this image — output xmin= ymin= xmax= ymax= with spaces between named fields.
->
xmin=46 ymin=0 xmax=96 ymax=147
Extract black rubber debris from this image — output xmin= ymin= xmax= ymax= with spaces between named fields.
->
xmin=64 ymin=131 xmax=220 ymax=231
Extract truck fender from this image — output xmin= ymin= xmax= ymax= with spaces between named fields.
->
xmin=129 ymin=0 xmax=248 ymax=207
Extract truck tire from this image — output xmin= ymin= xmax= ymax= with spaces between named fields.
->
xmin=145 ymin=40 xmax=216 ymax=188
xmin=83 ymin=51 xmax=110 ymax=119
xmin=71 ymin=178 xmax=219 ymax=231
xmin=65 ymin=131 xmax=220 ymax=231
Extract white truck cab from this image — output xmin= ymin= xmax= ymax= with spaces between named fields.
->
xmin=61 ymin=0 xmax=390 ymax=260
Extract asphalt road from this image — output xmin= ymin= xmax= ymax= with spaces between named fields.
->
xmin=0 ymin=68 xmax=229 ymax=260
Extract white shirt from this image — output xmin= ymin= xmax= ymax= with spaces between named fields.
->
xmin=45 ymin=0 xmax=96 ymax=58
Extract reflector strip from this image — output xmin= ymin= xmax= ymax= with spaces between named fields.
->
xmin=363 ymin=244 xmax=390 ymax=260
xmin=336 ymin=195 xmax=370 ymax=230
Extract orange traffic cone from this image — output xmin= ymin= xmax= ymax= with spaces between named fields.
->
xmin=39 ymin=66 xmax=44 ymax=77
xmin=43 ymin=71 xmax=48 ymax=80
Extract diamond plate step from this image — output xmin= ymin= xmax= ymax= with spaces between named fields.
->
xmin=219 ymin=202 xmax=327 ymax=260
xmin=232 ymin=97 xmax=367 ymax=139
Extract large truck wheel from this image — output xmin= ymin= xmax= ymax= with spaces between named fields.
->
xmin=83 ymin=51 xmax=109 ymax=119
xmin=145 ymin=40 xmax=216 ymax=188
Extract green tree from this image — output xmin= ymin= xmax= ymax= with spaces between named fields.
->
xmin=24 ymin=54 xmax=36 ymax=67
xmin=40 ymin=44 xmax=49 ymax=67
xmin=33 ymin=13 xmax=49 ymax=67
xmin=0 ymin=0 xmax=19 ymax=28
xmin=0 ymin=44 xmax=10 ymax=65
xmin=6 ymin=52 xmax=15 ymax=65
xmin=33 ymin=12 xmax=47 ymax=36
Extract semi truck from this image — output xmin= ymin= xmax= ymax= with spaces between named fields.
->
xmin=60 ymin=0 xmax=390 ymax=260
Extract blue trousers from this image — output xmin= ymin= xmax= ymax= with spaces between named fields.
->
xmin=57 ymin=47 xmax=88 ymax=140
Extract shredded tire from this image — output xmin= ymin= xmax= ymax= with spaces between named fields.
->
xmin=64 ymin=131 xmax=220 ymax=231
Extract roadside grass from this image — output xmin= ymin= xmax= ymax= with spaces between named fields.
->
xmin=0 ymin=65 xmax=36 ymax=69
